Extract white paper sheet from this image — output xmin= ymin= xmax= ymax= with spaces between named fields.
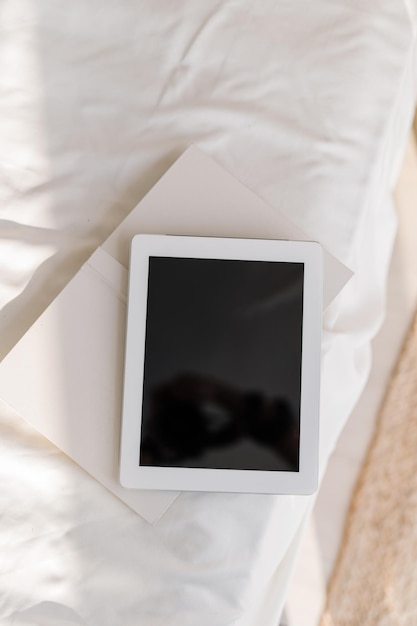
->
xmin=0 ymin=147 xmax=350 ymax=525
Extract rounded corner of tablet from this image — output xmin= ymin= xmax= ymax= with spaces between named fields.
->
xmin=308 ymin=239 xmax=323 ymax=259
xmin=302 ymin=472 xmax=319 ymax=496
xmin=131 ymin=233 xmax=145 ymax=248
xmin=119 ymin=466 xmax=134 ymax=490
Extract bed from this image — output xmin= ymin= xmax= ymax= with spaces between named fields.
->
xmin=1 ymin=1 xmax=416 ymax=624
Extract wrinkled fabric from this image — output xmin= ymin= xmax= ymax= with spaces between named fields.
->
xmin=0 ymin=0 xmax=416 ymax=624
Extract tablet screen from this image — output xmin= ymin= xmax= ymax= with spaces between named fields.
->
xmin=140 ymin=256 xmax=304 ymax=472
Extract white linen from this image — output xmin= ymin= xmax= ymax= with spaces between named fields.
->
xmin=0 ymin=0 xmax=416 ymax=624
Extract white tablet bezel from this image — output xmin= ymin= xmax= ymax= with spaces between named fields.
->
xmin=120 ymin=234 xmax=322 ymax=495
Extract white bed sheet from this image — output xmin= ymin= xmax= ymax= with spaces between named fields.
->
xmin=0 ymin=1 xmax=416 ymax=624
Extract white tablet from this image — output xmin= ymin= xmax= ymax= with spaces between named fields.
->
xmin=120 ymin=234 xmax=322 ymax=495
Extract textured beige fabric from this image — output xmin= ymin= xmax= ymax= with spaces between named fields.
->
xmin=320 ymin=309 xmax=417 ymax=626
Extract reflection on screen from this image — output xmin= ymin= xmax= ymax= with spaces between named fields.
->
xmin=140 ymin=257 xmax=304 ymax=472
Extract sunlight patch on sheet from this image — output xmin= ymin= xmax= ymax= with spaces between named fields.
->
xmin=0 ymin=239 xmax=56 ymax=307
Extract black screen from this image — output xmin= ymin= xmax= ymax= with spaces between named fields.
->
xmin=140 ymin=257 xmax=304 ymax=472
